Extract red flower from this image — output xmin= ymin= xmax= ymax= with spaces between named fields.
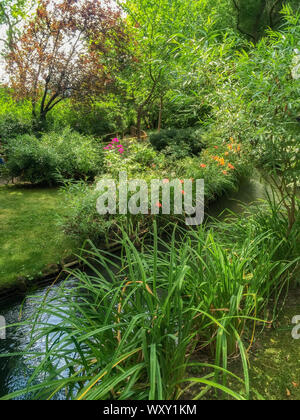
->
xmin=156 ymin=202 xmax=162 ymax=208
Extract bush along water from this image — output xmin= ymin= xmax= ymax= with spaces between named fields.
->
xmin=60 ymin=136 xmax=250 ymax=246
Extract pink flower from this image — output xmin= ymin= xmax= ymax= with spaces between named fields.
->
xmin=163 ymin=179 xmax=169 ymax=184
xmin=112 ymin=138 xmax=119 ymax=143
xmin=119 ymin=148 xmax=124 ymax=154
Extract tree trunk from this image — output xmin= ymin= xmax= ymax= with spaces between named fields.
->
xmin=157 ymin=96 xmax=163 ymax=132
xmin=253 ymin=0 xmax=267 ymax=42
xmin=137 ymin=107 xmax=143 ymax=140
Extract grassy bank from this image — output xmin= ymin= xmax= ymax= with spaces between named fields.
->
xmin=0 ymin=185 xmax=77 ymax=290
xmin=247 ymin=289 xmax=300 ymax=400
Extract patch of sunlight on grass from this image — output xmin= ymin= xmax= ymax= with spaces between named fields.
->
xmin=230 ymin=289 xmax=300 ymax=400
xmin=0 ymin=185 xmax=78 ymax=290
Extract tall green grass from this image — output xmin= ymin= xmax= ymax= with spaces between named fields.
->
xmin=1 ymin=202 xmax=298 ymax=400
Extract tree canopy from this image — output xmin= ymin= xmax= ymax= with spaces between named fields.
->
xmin=6 ymin=0 xmax=127 ymax=127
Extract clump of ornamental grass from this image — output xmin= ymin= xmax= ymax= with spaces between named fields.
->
xmin=1 ymin=203 xmax=298 ymax=401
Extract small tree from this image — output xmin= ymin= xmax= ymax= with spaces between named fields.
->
xmin=118 ymin=0 xmax=217 ymax=138
xmin=210 ymin=6 xmax=300 ymax=234
xmin=6 ymin=0 xmax=126 ymax=129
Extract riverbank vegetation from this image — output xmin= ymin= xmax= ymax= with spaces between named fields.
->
xmin=2 ymin=200 xmax=299 ymax=400
xmin=0 ymin=0 xmax=299 ymax=401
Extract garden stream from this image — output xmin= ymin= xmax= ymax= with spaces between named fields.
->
xmin=0 ymin=177 xmax=298 ymax=400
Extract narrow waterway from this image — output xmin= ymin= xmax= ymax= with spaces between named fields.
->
xmin=0 ymin=282 xmax=75 ymax=399
xmin=0 ymin=177 xmax=268 ymax=399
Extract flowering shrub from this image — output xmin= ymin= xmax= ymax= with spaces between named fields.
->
xmin=60 ymin=135 xmax=250 ymax=246
xmin=103 ymin=138 xmax=125 ymax=155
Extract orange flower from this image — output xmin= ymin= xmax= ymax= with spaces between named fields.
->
xmin=228 ymin=163 xmax=235 ymax=170
xmin=227 ymin=144 xmax=233 ymax=151
xmin=218 ymin=158 xmax=225 ymax=166
xmin=200 ymin=164 xmax=207 ymax=168
xmin=181 ymin=190 xmax=186 ymax=195
xmin=222 ymin=170 xmax=228 ymax=175
xmin=163 ymin=179 xmax=169 ymax=184
xmin=180 ymin=180 xmax=184 ymax=184
xmin=156 ymin=202 xmax=162 ymax=208
xmin=214 ymin=146 xmax=219 ymax=149
xmin=224 ymin=152 xmax=229 ymax=156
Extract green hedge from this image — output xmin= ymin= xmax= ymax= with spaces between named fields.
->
xmin=149 ymin=128 xmax=205 ymax=159
xmin=4 ymin=128 xmax=104 ymax=185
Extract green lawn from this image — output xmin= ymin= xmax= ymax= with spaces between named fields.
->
xmin=247 ymin=290 xmax=300 ymax=400
xmin=0 ymin=185 xmax=78 ymax=290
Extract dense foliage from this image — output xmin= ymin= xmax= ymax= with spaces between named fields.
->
xmin=149 ymin=128 xmax=205 ymax=158
xmin=3 ymin=128 xmax=104 ymax=185
xmin=0 ymin=0 xmax=299 ymax=402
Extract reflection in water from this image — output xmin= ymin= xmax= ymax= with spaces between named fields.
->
xmin=0 ymin=177 xmax=268 ymax=399
xmin=207 ymin=177 xmax=267 ymax=220
xmin=0 ymin=284 xmax=71 ymax=399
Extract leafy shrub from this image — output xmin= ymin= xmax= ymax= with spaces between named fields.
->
xmin=149 ymin=128 xmax=205 ymax=158
xmin=60 ymin=137 xmax=250 ymax=244
xmin=60 ymin=177 xmax=163 ymax=246
xmin=47 ymin=98 xmax=132 ymax=138
xmin=161 ymin=93 xmax=211 ymax=129
xmin=0 ymin=88 xmax=32 ymax=141
xmin=4 ymin=128 xmax=104 ymax=185
xmin=0 ymin=113 xmax=33 ymax=141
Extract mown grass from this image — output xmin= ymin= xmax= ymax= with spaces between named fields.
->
xmin=0 ymin=185 xmax=77 ymax=290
